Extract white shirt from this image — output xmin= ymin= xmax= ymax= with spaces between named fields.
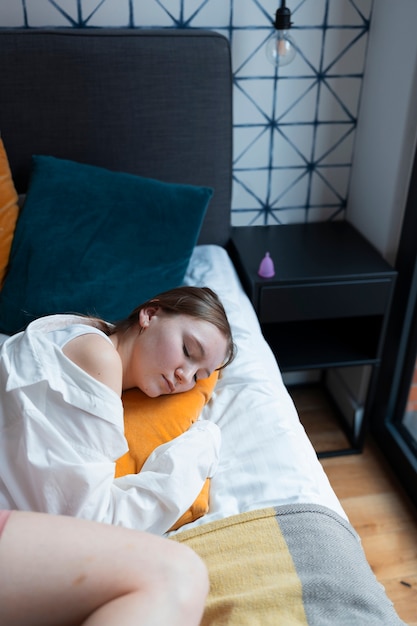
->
xmin=0 ymin=315 xmax=220 ymax=534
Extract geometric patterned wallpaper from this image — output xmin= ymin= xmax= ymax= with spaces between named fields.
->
xmin=1 ymin=0 xmax=373 ymax=226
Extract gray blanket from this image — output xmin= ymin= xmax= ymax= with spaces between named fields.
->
xmin=172 ymin=504 xmax=406 ymax=625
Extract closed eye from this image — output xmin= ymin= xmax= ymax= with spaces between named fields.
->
xmin=183 ymin=343 xmax=207 ymax=382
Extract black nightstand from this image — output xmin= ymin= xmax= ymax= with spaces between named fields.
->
xmin=229 ymin=222 xmax=397 ymax=455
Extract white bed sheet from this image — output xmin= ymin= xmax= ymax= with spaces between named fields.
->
xmin=174 ymin=244 xmax=347 ymax=534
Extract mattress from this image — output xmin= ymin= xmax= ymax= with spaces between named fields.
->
xmin=0 ymin=244 xmax=346 ymax=531
xmin=171 ymin=244 xmax=347 ymax=535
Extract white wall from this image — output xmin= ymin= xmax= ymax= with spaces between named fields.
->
xmin=3 ymin=1 xmax=416 ymax=253
xmin=333 ymin=0 xmax=417 ymax=426
xmin=347 ymin=0 xmax=417 ymax=264
xmin=0 ymin=0 xmax=373 ymax=227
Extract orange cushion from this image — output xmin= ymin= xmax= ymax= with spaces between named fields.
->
xmin=116 ymin=372 xmax=219 ymax=531
xmin=0 ymin=138 xmax=19 ymax=287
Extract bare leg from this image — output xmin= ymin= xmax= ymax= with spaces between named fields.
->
xmin=0 ymin=511 xmax=208 ymax=626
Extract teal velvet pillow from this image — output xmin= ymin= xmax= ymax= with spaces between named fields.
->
xmin=0 ymin=155 xmax=212 ymax=334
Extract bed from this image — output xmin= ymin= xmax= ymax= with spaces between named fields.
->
xmin=0 ymin=29 xmax=406 ymax=625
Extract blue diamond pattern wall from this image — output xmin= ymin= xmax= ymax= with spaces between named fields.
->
xmin=1 ymin=0 xmax=373 ymax=226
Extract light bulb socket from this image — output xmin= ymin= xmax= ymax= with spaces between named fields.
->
xmin=274 ymin=6 xmax=292 ymax=31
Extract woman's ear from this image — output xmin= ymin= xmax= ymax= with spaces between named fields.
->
xmin=139 ymin=306 xmax=159 ymax=329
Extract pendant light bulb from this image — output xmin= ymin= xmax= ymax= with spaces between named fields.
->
xmin=266 ymin=1 xmax=296 ymax=67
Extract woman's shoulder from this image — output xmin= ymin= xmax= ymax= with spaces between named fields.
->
xmin=63 ymin=332 xmax=123 ymax=397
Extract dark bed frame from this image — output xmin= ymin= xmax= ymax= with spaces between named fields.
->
xmin=0 ymin=28 xmax=233 ymax=246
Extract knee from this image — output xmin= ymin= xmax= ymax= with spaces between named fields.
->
xmin=122 ymin=533 xmax=209 ymax=622
xmin=171 ymin=542 xmax=209 ymax=595
xmin=181 ymin=543 xmax=209 ymax=595
xmin=164 ymin=542 xmax=209 ymax=617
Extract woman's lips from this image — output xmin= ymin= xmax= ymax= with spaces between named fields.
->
xmin=163 ymin=376 xmax=175 ymax=393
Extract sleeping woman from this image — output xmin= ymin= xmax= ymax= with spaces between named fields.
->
xmin=0 ymin=286 xmax=235 ymax=535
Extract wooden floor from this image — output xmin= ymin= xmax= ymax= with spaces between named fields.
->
xmin=289 ymin=384 xmax=417 ymax=626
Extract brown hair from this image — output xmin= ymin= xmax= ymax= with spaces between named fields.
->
xmin=102 ymin=286 xmax=235 ymax=370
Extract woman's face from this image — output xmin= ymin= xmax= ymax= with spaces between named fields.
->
xmin=126 ymin=307 xmax=228 ymax=397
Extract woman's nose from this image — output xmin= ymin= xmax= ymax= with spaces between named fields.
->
xmin=175 ymin=366 xmax=194 ymax=385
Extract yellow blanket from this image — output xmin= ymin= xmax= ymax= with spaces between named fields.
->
xmin=171 ymin=504 xmax=406 ymax=626
xmin=172 ymin=507 xmax=307 ymax=626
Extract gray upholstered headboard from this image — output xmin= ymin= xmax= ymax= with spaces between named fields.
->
xmin=0 ymin=28 xmax=232 ymax=246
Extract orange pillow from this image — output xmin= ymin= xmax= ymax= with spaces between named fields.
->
xmin=116 ymin=372 xmax=219 ymax=531
xmin=0 ymin=138 xmax=19 ymax=288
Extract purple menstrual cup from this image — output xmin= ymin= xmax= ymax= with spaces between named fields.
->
xmin=258 ymin=252 xmax=275 ymax=278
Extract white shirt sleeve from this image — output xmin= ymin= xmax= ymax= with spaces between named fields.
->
xmin=103 ymin=421 xmax=221 ymax=534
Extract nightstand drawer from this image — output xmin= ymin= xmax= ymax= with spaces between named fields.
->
xmin=259 ymin=279 xmax=393 ymax=323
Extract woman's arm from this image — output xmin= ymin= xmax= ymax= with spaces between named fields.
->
xmin=105 ymin=420 xmax=221 ymax=533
